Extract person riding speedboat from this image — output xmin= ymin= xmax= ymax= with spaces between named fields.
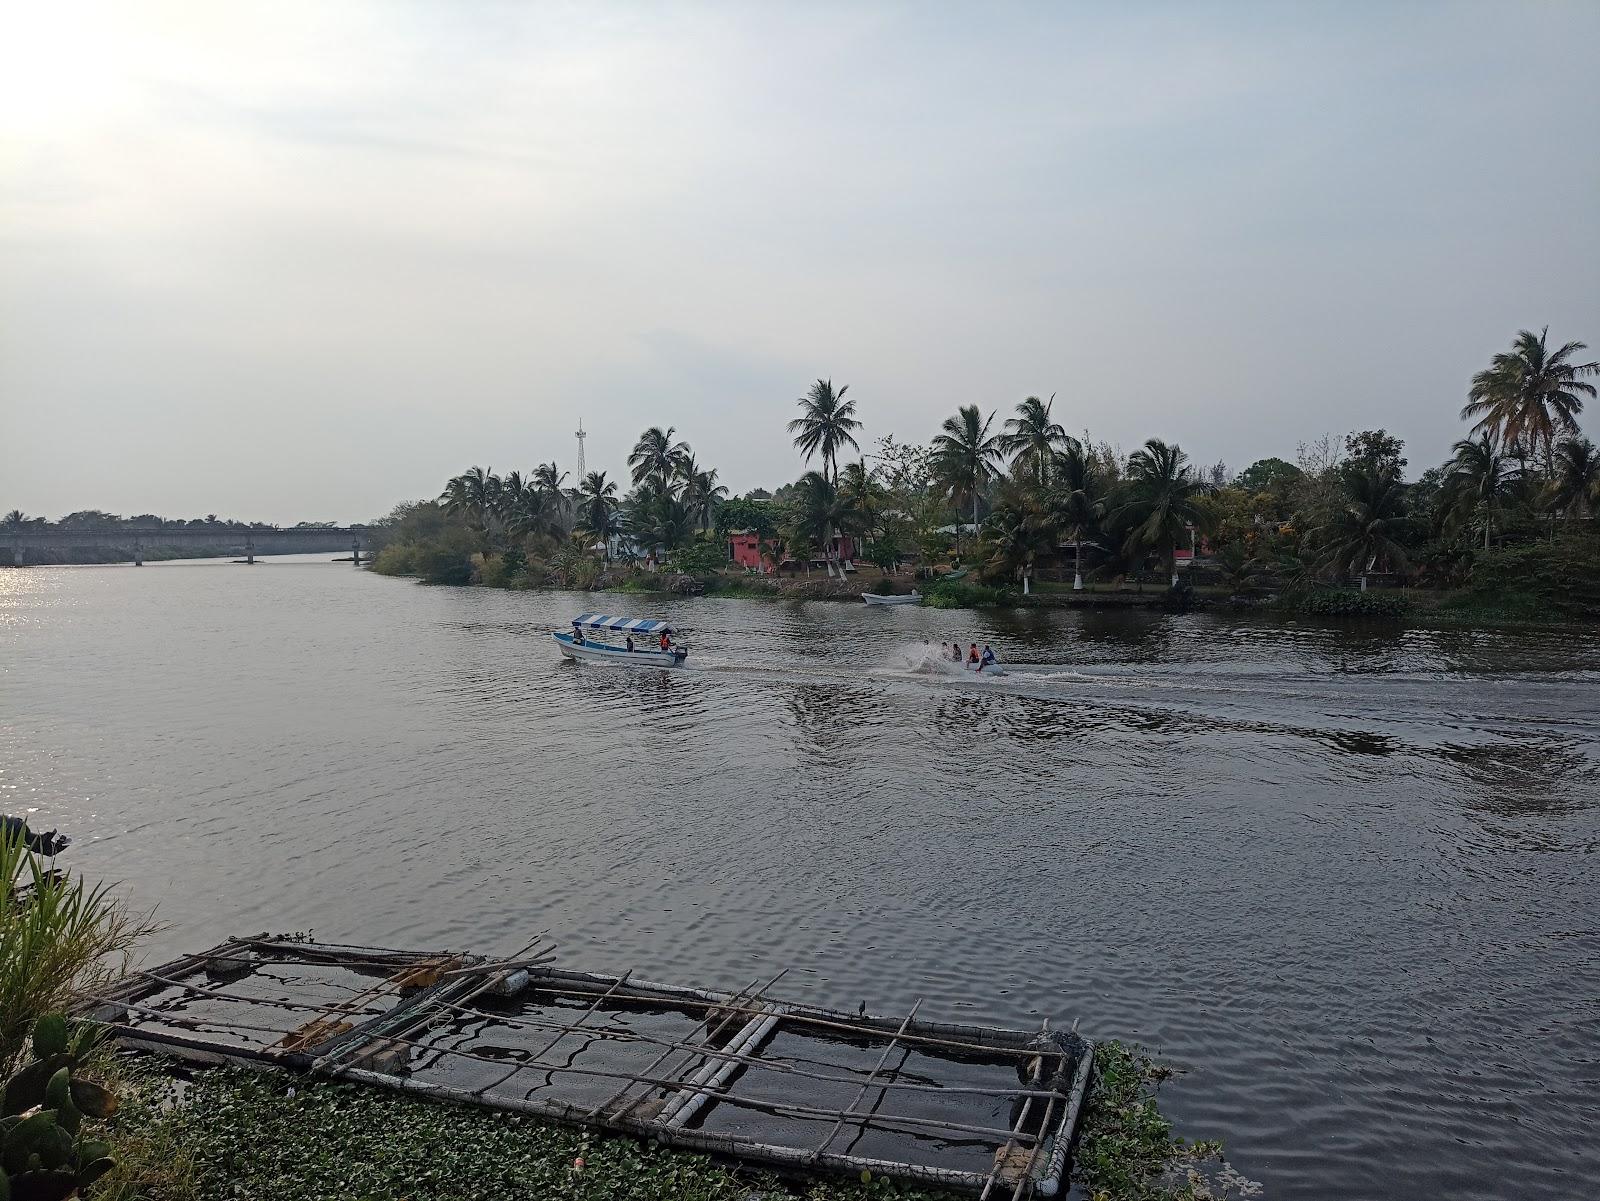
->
xmin=978 ymin=644 xmax=997 ymax=673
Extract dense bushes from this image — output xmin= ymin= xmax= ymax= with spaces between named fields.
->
xmin=923 ymin=580 xmax=1017 ymax=609
xmin=1459 ymin=533 xmax=1600 ymax=619
xmin=1293 ymin=589 xmax=1411 ymax=619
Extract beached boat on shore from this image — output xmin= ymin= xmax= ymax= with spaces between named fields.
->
xmin=553 ymin=613 xmax=687 ymax=667
xmin=81 ymin=934 xmax=1094 ymax=1197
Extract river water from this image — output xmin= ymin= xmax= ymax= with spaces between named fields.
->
xmin=2 ymin=555 xmax=1596 ymax=1198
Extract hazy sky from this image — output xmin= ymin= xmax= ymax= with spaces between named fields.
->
xmin=3 ymin=2 xmax=1597 ymax=522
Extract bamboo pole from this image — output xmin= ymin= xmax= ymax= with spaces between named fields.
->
xmin=808 ymin=998 xmax=920 ymax=1162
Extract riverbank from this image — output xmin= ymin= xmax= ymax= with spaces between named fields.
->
xmin=108 ymin=1043 xmax=1239 ymax=1201
xmin=372 ymin=557 xmax=1596 ymax=629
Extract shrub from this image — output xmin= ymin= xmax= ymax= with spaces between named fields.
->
xmin=414 ymin=542 xmax=475 ymax=586
xmin=1463 ymin=534 xmax=1600 ymax=619
xmin=923 ymin=581 xmax=1016 ymax=609
xmin=1295 ymin=589 xmax=1410 ymax=619
xmin=0 ymin=830 xmax=150 ymax=1072
xmin=665 ymin=542 xmax=726 ymax=576
xmin=369 ymin=544 xmax=416 ymax=576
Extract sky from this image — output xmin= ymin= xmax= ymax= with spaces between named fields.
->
xmin=2 ymin=1 xmax=1597 ymax=523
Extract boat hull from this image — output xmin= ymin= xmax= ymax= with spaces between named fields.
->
xmin=553 ymin=632 xmax=685 ymax=667
xmin=862 ymin=592 xmax=921 ymax=606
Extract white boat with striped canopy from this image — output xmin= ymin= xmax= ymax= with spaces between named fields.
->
xmin=553 ymin=613 xmax=687 ymax=667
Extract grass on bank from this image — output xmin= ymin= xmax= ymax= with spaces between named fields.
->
xmin=100 ymin=1042 xmax=1252 ymax=1201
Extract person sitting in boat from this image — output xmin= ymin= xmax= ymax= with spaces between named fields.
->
xmin=967 ymin=643 xmax=980 ymax=666
xmin=658 ymin=631 xmax=672 ymax=651
xmin=571 ymin=624 xmax=586 ymax=645
xmin=625 ymin=634 xmax=635 ymax=652
xmin=948 ymin=642 xmax=962 ymax=662
xmin=978 ymin=644 xmax=997 ymax=672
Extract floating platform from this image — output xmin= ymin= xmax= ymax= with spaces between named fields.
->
xmin=79 ymin=935 xmax=1094 ymax=1197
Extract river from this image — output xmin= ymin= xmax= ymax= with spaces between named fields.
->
xmin=2 ymin=555 xmax=1596 ymax=1199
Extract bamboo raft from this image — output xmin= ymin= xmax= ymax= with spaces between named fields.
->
xmin=78 ymin=935 xmax=1095 ymax=1197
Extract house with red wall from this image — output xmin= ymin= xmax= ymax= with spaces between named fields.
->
xmin=729 ymin=530 xmax=856 ymax=574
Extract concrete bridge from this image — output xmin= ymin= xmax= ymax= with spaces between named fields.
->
xmin=7 ymin=526 xmax=372 ymax=567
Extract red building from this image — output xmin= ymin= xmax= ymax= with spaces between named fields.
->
xmin=729 ymin=530 xmax=776 ymax=572
xmin=728 ymin=530 xmax=856 ymax=574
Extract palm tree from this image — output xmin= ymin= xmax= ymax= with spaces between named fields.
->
xmin=1313 ymin=465 xmax=1411 ymax=590
xmin=1548 ymin=437 xmax=1600 ymax=521
xmin=999 ymin=394 xmax=1068 ymax=484
xmin=629 ymin=427 xmax=690 ymax=489
xmin=576 ymin=471 xmax=621 ymax=560
xmin=787 ymin=379 xmax=861 ymax=485
xmin=1047 ymin=441 xmax=1104 ymax=591
xmin=837 ymin=461 xmax=885 ymax=542
xmin=982 ymin=478 xmax=1048 ymax=593
xmin=932 ymin=405 xmax=1005 ymax=551
xmin=1440 ymin=435 xmax=1520 ymax=549
xmin=792 ymin=470 xmax=847 ymax=578
xmin=1213 ymin=541 xmax=1267 ymax=597
xmin=1462 ymin=328 xmax=1599 ymax=467
xmin=680 ymin=464 xmax=728 ymax=531
xmin=3 ymin=510 xmax=27 ymax=533
xmin=1116 ymin=439 xmax=1208 ymax=587
xmin=440 ymin=466 xmax=502 ymax=554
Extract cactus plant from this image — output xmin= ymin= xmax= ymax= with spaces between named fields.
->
xmin=0 ymin=1016 xmax=116 ymax=1200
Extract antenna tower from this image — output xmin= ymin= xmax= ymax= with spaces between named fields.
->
xmin=575 ymin=418 xmax=587 ymax=480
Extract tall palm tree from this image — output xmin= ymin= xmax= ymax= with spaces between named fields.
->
xmin=629 ymin=427 xmax=691 ymax=489
xmin=1116 ymin=439 xmax=1208 ymax=587
xmin=576 ymin=471 xmax=621 ymax=560
xmin=999 ymin=394 xmax=1068 ymax=484
xmin=3 ymin=510 xmax=27 ymax=533
xmin=681 ymin=465 xmax=729 ymax=531
xmin=932 ymin=405 xmax=1005 ymax=550
xmin=1462 ymin=328 xmax=1599 ymax=467
xmin=787 ymin=379 xmax=861 ymax=485
xmin=1440 ymin=435 xmax=1520 ymax=549
xmin=1048 ymin=441 xmax=1105 ymax=591
xmin=1313 ymin=465 xmax=1411 ymax=590
xmin=1548 ymin=437 xmax=1600 ymax=521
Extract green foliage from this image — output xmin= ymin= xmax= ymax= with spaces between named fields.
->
xmin=1233 ymin=457 xmax=1302 ymax=494
xmin=1076 ymin=1042 xmax=1242 ymax=1201
xmin=0 ymin=831 xmax=149 ymax=1073
xmin=1457 ymin=533 xmax=1600 ymax=619
xmin=480 ymin=548 xmax=529 ymax=589
xmin=1295 ymin=589 xmax=1411 ymax=618
xmin=0 ymin=1015 xmax=119 ymax=1200
xmin=922 ymin=581 xmax=1015 ymax=609
xmin=112 ymin=1065 xmax=952 ymax=1201
xmin=666 ymin=541 xmax=727 ymax=576
xmin=415 ymin=541 xmax=475 ymax=586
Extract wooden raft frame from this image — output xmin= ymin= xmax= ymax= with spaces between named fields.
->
xmin=78 ymin=935 xmax=1095 ymax=1198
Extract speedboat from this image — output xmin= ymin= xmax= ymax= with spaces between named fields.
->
xmin=862 ymin=591 xmax=921 ymax=606
xmin=553 ymin=613 xmax=687 ymax=667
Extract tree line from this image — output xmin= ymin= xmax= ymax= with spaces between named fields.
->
xmin=374 ymin=326 xmax=1598 ymax=606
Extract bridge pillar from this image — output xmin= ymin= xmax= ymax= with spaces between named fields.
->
xmin=133 ymin=541 xmax=144 ymax=567
xmin=245 ymin=536 xmax=255 ymax=566
xmin=351 ymin=538 xmax=362 ymax=566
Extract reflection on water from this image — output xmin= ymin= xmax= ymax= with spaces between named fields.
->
xmin=3 ymin=558 xmax=1599 ymax=1200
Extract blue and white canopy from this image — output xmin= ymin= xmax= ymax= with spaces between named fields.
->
xmin=571 ymin=613 xmax=675 ymax=634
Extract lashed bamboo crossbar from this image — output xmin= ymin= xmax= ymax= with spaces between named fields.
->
xmin=81 ymin=937 xmax=1092 ymax=1196
xmin=809 ymin=998 xmax=921 ymax=1162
